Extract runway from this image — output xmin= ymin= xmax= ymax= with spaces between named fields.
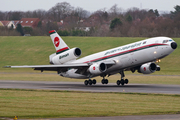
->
xmin=0 ymin=80 xmax=180 ymax=94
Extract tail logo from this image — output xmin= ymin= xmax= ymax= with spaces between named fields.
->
xmin=54 ymin=37 xmax=60 ymax=47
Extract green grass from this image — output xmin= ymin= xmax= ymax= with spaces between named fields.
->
xmin=0 ymin=89 xmax=180 ymax=119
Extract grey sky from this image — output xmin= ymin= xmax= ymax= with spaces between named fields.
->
xmin=0 ymin=0 xmax=179 ymax=12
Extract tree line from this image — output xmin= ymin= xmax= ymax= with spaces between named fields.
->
xmin=0 ymin=2 xmax=180 ymax=37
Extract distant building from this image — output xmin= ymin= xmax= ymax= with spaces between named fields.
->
xmin=0 ymin=21 xmax=16 ymax=29
xmin=19 ymin=18 xmax=40 ymax=28
xmin=0 ymin=18 xmax=40 ymax=29
xmin=0 ymin=21 xmax=3 ymax=27
xmin=13 ymin=20 xmax=20 ymax=28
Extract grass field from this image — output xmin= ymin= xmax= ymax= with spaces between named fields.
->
xmin=0 ymin=72 xmax=180 ymax=85
xmin=0 ymin=89 xmax=180 ymax=119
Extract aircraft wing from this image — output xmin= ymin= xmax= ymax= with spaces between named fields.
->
xmin=4 ymin=63 xmax=89 ymax=72
xmin=4 ymin=60 xmax=116 ymax=73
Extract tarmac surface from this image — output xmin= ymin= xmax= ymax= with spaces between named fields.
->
xmin=9 ymin=114 xmax=177 ymax=120
xmin=0 ymin=80 xmax=180 ymax=94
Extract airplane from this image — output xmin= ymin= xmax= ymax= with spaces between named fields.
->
xmin=4 ymin=30 xmax=177 ymax=86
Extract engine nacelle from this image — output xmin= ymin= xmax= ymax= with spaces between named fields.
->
xmin=139 ymin=62 xmax=157 ymax=74
xmin=156 ymin=65 xmax=161 ymax=71
xmin=50 ymin=47 xmax=81 ymax=64
xmin=88 ymin=63 xmax=107 ymax=75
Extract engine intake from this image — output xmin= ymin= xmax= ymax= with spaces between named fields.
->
xmin=74 ymin=48 xmax=81 ymax=57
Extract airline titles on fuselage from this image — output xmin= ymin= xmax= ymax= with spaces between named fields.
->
xmin=59 ymin=53 xmax=69 ymax=59
xmin=104 ymin=42 xmax=142 ymax=56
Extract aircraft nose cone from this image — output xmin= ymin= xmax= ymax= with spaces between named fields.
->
xmin=171 ymin=42 xmax=177 ymax=49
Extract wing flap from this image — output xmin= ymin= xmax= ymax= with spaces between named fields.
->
xmin=3 ymin=63 xmax=89 ymax=72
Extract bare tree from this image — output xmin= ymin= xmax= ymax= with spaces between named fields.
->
xmin=0 ymin=11 xmax=5 ymax=20
xmin=32 ymin=9 xmax=46 ymax=19
xmin=108 ymin=4 xmax=122 ymax=18
xmin=48 ymin=2 xmax=73 ymax=22
xmin=73 ymin=7 xmax=90 ymax=19
xmin=126 ymin=7 xmax=148 ymax=21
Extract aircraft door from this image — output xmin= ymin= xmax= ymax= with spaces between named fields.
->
xmin=154 ymin=40 xmax=161 ymax=59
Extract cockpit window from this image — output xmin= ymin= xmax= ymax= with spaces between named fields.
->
xmin=163 ymin=40 xmax=169 ymax=43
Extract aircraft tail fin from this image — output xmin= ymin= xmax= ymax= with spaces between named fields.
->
xmin=49 ymin=30 xmax=70 ymax=54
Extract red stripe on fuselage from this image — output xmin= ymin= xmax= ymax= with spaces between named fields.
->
xmin=83 ymin=43 xmax=168 ymax=63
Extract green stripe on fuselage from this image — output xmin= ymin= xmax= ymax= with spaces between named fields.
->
xmin=91 ymin=44 xmax=166 ymax=62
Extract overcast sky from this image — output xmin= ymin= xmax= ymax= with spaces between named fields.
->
xmin=0 ymin=0 xmax=179 ymax=12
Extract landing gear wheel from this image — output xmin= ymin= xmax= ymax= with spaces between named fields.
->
xmin=84 ymin=80 xmax=88 ymax=86
xmin=101 ymin=79 xmax=105 ymax=84
xmin=105 ymin=79 xmax=108 ymax=84
xmin=89 ymin=79 xmax=93 ymax=85
xmin=92 ymin=79 xmax=96 ymax=85
xmin=101 ymin=79 xmax=108 ymax=84
xmin=125 ymin=79 xmax=129 ymax=84
xmin=117 ymin=80 xmax=121 ymax=86
xmin=121 ymin=79 xmax=124 ymax=86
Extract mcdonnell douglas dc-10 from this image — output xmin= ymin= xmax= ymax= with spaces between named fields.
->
xmin=4 ymin=30 xmax=177 ymax=86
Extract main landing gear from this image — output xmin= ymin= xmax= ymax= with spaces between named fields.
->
xmin=84 ymin=71 xmax=129 ymax=86
xmin=84 ymin=79 xmax=96 ymax=86
xmin=116 ymin=79 xmax=129 ymax=86
xmin=101 ymin=74 xmax=109 ymax=85
xmin=101 ymin=78 xmax=108 ymax=84
xmin=116 ymin=71 xmax=129 ymax=86
xmin=84 ymin=78 xmax=109 ymax=86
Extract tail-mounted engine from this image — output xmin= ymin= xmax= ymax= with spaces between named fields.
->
xmin=138 ymin=62 xmax=157 ymax=74
xmin=49 ymin=47 xmax=81 ymax=64
xmin=88 ymin=63 xmax=107 ymax=75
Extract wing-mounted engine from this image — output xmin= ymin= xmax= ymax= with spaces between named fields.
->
xmin=49 ymin=47 xmax=81 ymax=64
xmin=138 ymin=62 xmax=157 ymax=74
xmin=88 ymin=63 xmax=107 ymax=75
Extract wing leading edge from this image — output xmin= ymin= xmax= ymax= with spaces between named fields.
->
xmin=4 ymin=60 xmax=116 ymax=74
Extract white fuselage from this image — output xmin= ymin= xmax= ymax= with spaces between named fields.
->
xmin=61 ymin=37 xmax=175 ymax=79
